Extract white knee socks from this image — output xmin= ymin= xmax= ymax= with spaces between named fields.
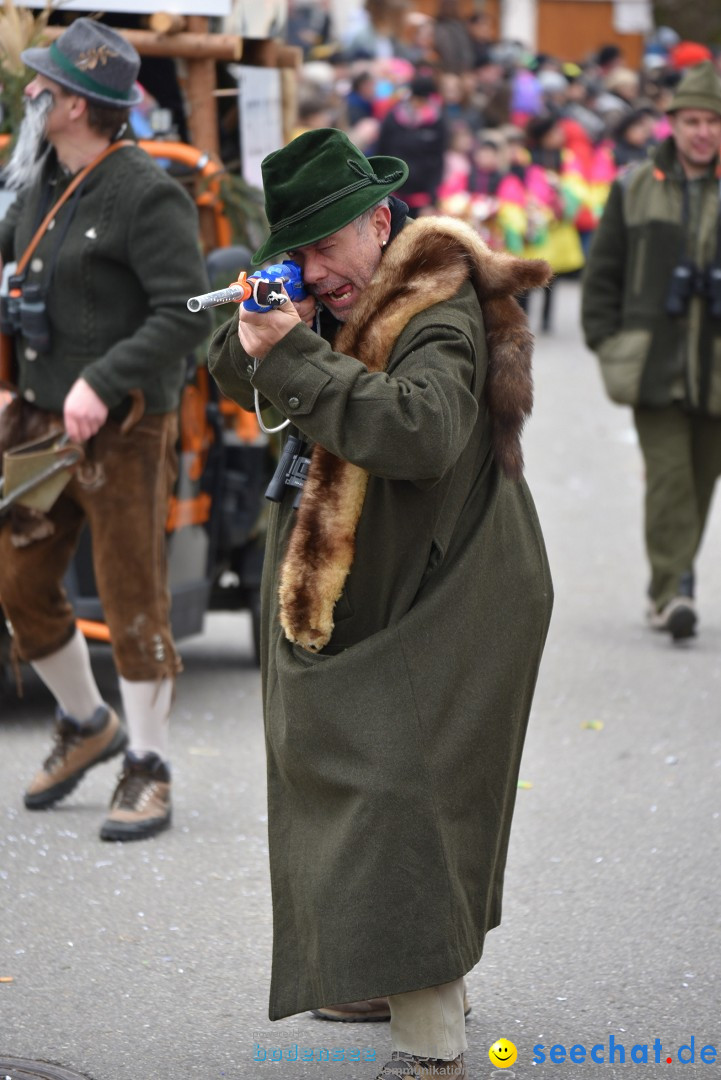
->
xmin=30 ymin=633 xmax=172 ymax=760
xmin=31 ymin=629 xmax=103 ymax=723
xmin=118 ymin=676 xmax=172 ymax=760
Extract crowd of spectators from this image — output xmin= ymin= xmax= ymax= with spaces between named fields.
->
xmin=284 ymin=1 xmax=720 ymax=331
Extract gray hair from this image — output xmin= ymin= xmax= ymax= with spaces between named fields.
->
xmin=2 ymin=90 xmax=53 ymax=191
xmin=354 ymin=197 xmax=391 ymax=232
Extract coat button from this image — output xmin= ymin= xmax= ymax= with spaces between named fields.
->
xmin=288 ymin=395 xmax=300 ymax=409
xmin=30 ymin=257 xmax=43 ymax=273
xmin=246 ymin=363 xmax=254 ymax=375
xmin=24 ymin=388 xmax=36 ymax=402
xmin=25 ymin=347 xmax=38 ymax=361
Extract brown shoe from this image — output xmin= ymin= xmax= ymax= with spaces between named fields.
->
xmin=376 ymin=1052 xmax=467 ymax=1078
xmin=312 ymin=989 xmax=471 ymax=1023
xmin=24 ymin=705 xmax=128 ymax=809
xmin=100 ymin=751 xmax=171 ymax=842
xmin=312 ymin=997 xmax=395 ymax=1022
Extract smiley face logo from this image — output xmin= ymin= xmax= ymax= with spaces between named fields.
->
xmin=488 ymin=1038 xmax=518 ymax=1068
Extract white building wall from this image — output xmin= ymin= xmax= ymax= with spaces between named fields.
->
xmin=500 ymin=0 xmax=538 ymax=51
xmin=330 ymin=0 xmax=364 ymax=40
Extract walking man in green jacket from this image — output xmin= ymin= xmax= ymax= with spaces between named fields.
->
xmin=0 ymin=19 xmax=211 ymax=838
xmin=209 ymin=128 xmax=553 ymax=1079
xmin=582 ymin=61 xmax=721 ymax=641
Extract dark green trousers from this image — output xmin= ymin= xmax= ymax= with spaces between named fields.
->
xmin=634 ymin=405 xmax=721 ymax=609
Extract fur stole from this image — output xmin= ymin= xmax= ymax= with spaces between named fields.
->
xmin=279 ymin=216 xmax=552 ymax=652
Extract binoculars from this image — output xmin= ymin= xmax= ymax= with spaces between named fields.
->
xmin=665 ymin=260 xmax=721 ymax=320
xmin=265 ymin=431 xmax=311 ymax=506
xmin=0 ymin=277 xmax=52 ymax=353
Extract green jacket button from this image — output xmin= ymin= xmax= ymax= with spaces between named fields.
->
xmin=24 ymin=388 xmax=36 ymax=402
xmin=25 ymin=347 xmax=38 ymax=361
xmin=246 ymin=363 xmax=254 ymax=375
xmin=288 ymin=395 xmax=301 ymax=409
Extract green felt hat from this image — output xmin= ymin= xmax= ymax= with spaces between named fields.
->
xmin=251 ymin=128 xmax=409 ymax=266
xmin=667 ymin=60 xmax=721 ymax=117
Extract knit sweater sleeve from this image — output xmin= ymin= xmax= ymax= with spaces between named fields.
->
xmin=80 ymin=170 xmax=212 ymax=408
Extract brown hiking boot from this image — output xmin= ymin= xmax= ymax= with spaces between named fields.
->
xmin=376 ymin=1052 xmax=467 ymax=1078
xmin=100 ymin=751 xmax=171 ymax=842
xmin=24 ymin=705 xmax=128 ymax=809
xmin=312 ymin=989 xmax=471 ymax=1023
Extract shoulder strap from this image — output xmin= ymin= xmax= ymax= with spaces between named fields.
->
xmin=15 ymin=139 xmax=133 ymax=278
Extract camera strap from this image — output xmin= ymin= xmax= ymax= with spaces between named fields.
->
xmin=14 ymin=139 xmax=134 ymax=282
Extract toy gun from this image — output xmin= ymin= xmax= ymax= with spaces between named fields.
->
xmin=187 ymin=260 xmax=306 ymax=313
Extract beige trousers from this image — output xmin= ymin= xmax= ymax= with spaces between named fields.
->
xmin=388 ymin=977 xmax=467 ymax=1060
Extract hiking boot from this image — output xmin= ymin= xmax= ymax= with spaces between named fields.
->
xmin=647 ymin=596 xmax=697 ymax=641
xmin=312 ymin=989 xmax=471 ymax=1023
xmin=100 ymin=751 xmax=171 ymax=842
xmin=24 ymin=705 xmax=128 ymax=809
xmin=376 ymin=1052 xmax=467 ymax=1079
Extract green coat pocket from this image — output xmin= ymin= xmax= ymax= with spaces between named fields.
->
xmin=596 ymin=328 xmax=652 ymax=405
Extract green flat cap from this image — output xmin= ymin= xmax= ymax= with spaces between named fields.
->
xmin=667 ymin=60 xmax=721 ymax=117
xmin=252 ymin=128 xmax=408 ymax=266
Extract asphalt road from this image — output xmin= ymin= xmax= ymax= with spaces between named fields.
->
xmin=1 ymin=279 xmax=720 ymax=1080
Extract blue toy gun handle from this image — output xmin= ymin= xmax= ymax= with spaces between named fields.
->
xmin=242 ymin=260 xmax=307 ymax=313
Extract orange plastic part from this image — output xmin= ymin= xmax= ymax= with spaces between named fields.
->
xmin=231 ymin=272 xmax=253 ymax=303
xmin=166 ymin=491 xmax=212 ymax=530
xmin=77 ymin=619 xmax=112 ymax=643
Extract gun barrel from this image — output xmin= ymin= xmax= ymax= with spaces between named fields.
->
xmin=187 ymin=284 xmax=246 ymax=312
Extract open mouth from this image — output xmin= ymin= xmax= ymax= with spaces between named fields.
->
xmin=320 ymin=283 xmax=353 ymax=305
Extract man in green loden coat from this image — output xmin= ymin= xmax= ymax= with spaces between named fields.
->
xmin=582 ymin=61 xmax=721 ymax=642
xmin=208 ymin=128 xmax=553 ymax=1079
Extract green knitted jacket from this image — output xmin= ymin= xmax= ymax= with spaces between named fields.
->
xmin=0 ymin=143 xmax=212 ymax=414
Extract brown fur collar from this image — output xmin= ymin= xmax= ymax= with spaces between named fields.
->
xmin=279 ymin=216 xmax=551 ymax=652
